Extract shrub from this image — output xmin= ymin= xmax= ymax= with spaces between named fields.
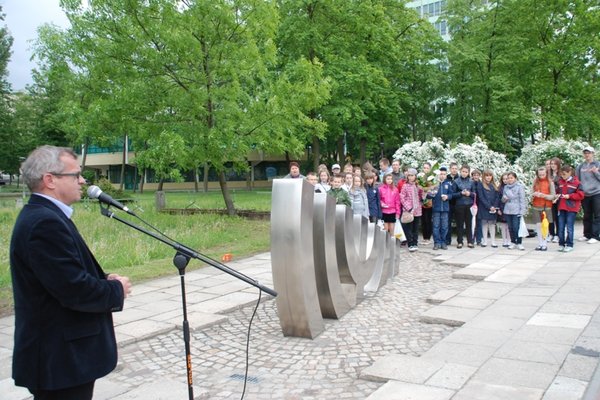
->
xmin=83 ymin=177 xmax=128 ymax=199
xmin=516 ymin=138 xmax=594 ymax=173
xmin=393 ymin=136 xmax=517 ymax=178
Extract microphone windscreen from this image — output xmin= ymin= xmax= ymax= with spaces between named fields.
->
xmin=87 ymin=185 xmax=102 ymax=199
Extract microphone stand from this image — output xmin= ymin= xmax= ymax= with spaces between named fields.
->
xmin=98 ymin=205 xmax=277 ymax=400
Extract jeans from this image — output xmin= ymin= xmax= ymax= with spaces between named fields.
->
xmin=433 ymin=212 xmax=449 ymax=245
xmin=582 ymin=194 xmax=600 ymax=240
xmin=402 ymin=216 xmax=421 ymax=247
xmin=446 ymin=204 xmax=455 ymax=244
xmin=505 ymin=214 xmax=522 ymax=245
xmin=454 ymin=204 xmax=473 ymax=244
xmin=557 ymin=210 xmax=577 ymax=248
xmin=549 ymin=202 xmax=559 ymax=237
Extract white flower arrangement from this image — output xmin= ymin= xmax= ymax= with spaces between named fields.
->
xmin=515 ymin=138 xmax=597 ymax=204
xmin=393 ymin=136 xmax=516 ymax=179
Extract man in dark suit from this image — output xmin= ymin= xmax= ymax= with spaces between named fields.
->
xmin=10 ymin=145 xmax=132 ymax=400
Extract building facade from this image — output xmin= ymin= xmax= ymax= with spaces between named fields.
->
xmin=79 ymin=138 xmax=301 ymax=190
xmin=406 ymin=0 xmax=450 ymax=41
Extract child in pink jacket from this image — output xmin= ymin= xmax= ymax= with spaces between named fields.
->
xmin=400 ymin=168 xmax=424 ymax=251
xmin=378 ymin=172 xmax=401 ymax=234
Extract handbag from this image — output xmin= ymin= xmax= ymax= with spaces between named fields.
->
xmin=400 ymin=184 xmax=416 ymax=224
xmin=394 ymin=219 xmax=407 ymax=241
xmin=518 ymin=216 xmax=529 ymax=238
xmin=401 ymin=211 xmax=414 ymax=224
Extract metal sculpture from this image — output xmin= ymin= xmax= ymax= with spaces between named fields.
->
xmin=271 ymin=179 xmax=401 ymax=339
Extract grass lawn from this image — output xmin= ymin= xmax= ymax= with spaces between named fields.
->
xmin=0 ymin=188 xmax=273 ymax=316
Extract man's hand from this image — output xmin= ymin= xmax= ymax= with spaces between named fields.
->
xmin=108 ymin=273 xmax=132 ymax=298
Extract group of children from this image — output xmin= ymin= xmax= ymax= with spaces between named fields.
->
xmin=302 ymin=157 xmax=586 ymax=253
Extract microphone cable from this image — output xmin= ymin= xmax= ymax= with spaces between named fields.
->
xmin=101 ymin=200 xmax=267 ymax=398
xmin=240 ymin=289 xmax=262 ymax=400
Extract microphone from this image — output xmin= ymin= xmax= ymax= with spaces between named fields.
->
xmin=87 ymin=185 xmax=136 ymax=216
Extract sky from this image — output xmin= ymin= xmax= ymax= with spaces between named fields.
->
xmin=2 ymin=0 xmax=70 ymax=91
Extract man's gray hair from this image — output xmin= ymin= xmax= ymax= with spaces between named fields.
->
xmin=21 ymin=145 xmax=77 ymax=191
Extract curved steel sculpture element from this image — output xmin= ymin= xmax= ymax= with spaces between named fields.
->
xmin=271 ymin=179 xmax=324 ymax=338
xmin=363 ymin=223 xmax=388 ymax=293
xmin=312 ymin=193 xmax=353 ymax=319
xmin=271 ymin=179 xmax=401 ymax=339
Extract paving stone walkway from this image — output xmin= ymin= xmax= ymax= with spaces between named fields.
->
xmin=1 ymin=250 xmax=470 ymax=399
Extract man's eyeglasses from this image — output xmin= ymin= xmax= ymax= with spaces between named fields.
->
xmin=49 ymin=172 xmax=83 ymax=179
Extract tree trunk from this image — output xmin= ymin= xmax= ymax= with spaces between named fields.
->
xmin=203 ymin=162 xmax=209 ymax=192
xmin=337 ymin=136 xmax=345 ymax=164
xmin=81 ymin=139 xmax=89 ymax=170
xmin=194 ymin=167 xmax=199 ymax=193
xmin=158 ymin=178 xmax=164 ymax=192
xmin=517 ymin=127 xmax=524 ymax=149
xmin=218 ymin=170 xmax=236 ymax=216
xmin=246 ymin=161 xmax=252 ymax=190
xmin=359 ymin=138 xmax=367 ymax=166
xmin=411 ymin=109 xmax=418 ymax=141
xmin=312 ymin=136 xmax=321 ymax=172
xmin=132 ymin=164 xmax=138 ymax=193
xmin=140 ymin=168 xmax=146 ymax=194
xmin=119 ymin=138 xmax=126 ymax=191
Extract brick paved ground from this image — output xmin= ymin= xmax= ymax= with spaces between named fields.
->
xmin=107 ymin=251 xmax=473 ymax=399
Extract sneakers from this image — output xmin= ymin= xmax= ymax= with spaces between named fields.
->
xmin=535 ymin=246 xmax=547 ymax=251
xmin=564 ymin=246 xmax=574 ymax=252
xmin=558 ymin=246 xmax=565 ymax=252
xmin=552 ymin=236 xmax=559 ymax=243
xmin=441 ymin=244 xmax=448 ymax=250
xmin=433 ymin=244 xmax=440 ymax=250
xmin=517 ymin=244 xmax=525 ymax=251
xmin=457 ymin=243 xmax=463 ymax=249
xmin=491 ymin=243 xmax=498 ymax=248
xmin=467 ymin=243 xmax=475 ymax=248
xmin=588 ymin=238 xmax=598 ymax=244
xmin=508 ymin=244 xmax=515 ymax=250
xmin=408 ymin=246 xmax=418 ymax=252
xmin=421 ymin=240 xmax=431 ymax=245
xmin=578 ymin=236 xmax=589 ymax=242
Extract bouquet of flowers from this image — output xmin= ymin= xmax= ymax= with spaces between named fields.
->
xmin=417 ymin=161 xmax=441 ymax=207
xmin=417 ymin=161 xmax=440 ymax=188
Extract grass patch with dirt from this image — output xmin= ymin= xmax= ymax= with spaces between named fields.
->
xmin=0 ymin=189 xmax=273 ymax=316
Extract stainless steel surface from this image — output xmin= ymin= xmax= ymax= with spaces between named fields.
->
xmin=271 ymin=179 xmax=401 ymax=338
xmin=313 ymin=193 xmax=353 ymax=319
xmin=271 ymin=179 xmax=324 ymax=338
xmin=363 ymin=223 xmax=388 ymax=293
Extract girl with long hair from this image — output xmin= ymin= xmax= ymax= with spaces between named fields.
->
xmin=532 ymin=166 xmax=556 ymax=251
xmin=547 ymin=157 xmax=562 ymax=242
xmin=477 ymin=170 xmax=500 ymax=247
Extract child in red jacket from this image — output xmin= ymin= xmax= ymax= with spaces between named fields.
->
xmin=556 ymin=165 xmax=585 ymax=252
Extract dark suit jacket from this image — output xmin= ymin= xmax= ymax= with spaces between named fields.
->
xmin=10 ymin=195 xmax=124 ymax=390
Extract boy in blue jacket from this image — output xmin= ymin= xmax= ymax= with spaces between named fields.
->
xmin=427 ymin=167 xmax=457 ymax=250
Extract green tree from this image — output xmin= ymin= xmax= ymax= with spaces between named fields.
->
xmin=0 ymin=6 xmax=15 ymax=176
xmin=277 ymin=0 xmax=444 ymax=167
xmin=34 ymin=0 xmax=329 ymax=214
xmin=445 ymin=0 xmax=600 ymax=155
